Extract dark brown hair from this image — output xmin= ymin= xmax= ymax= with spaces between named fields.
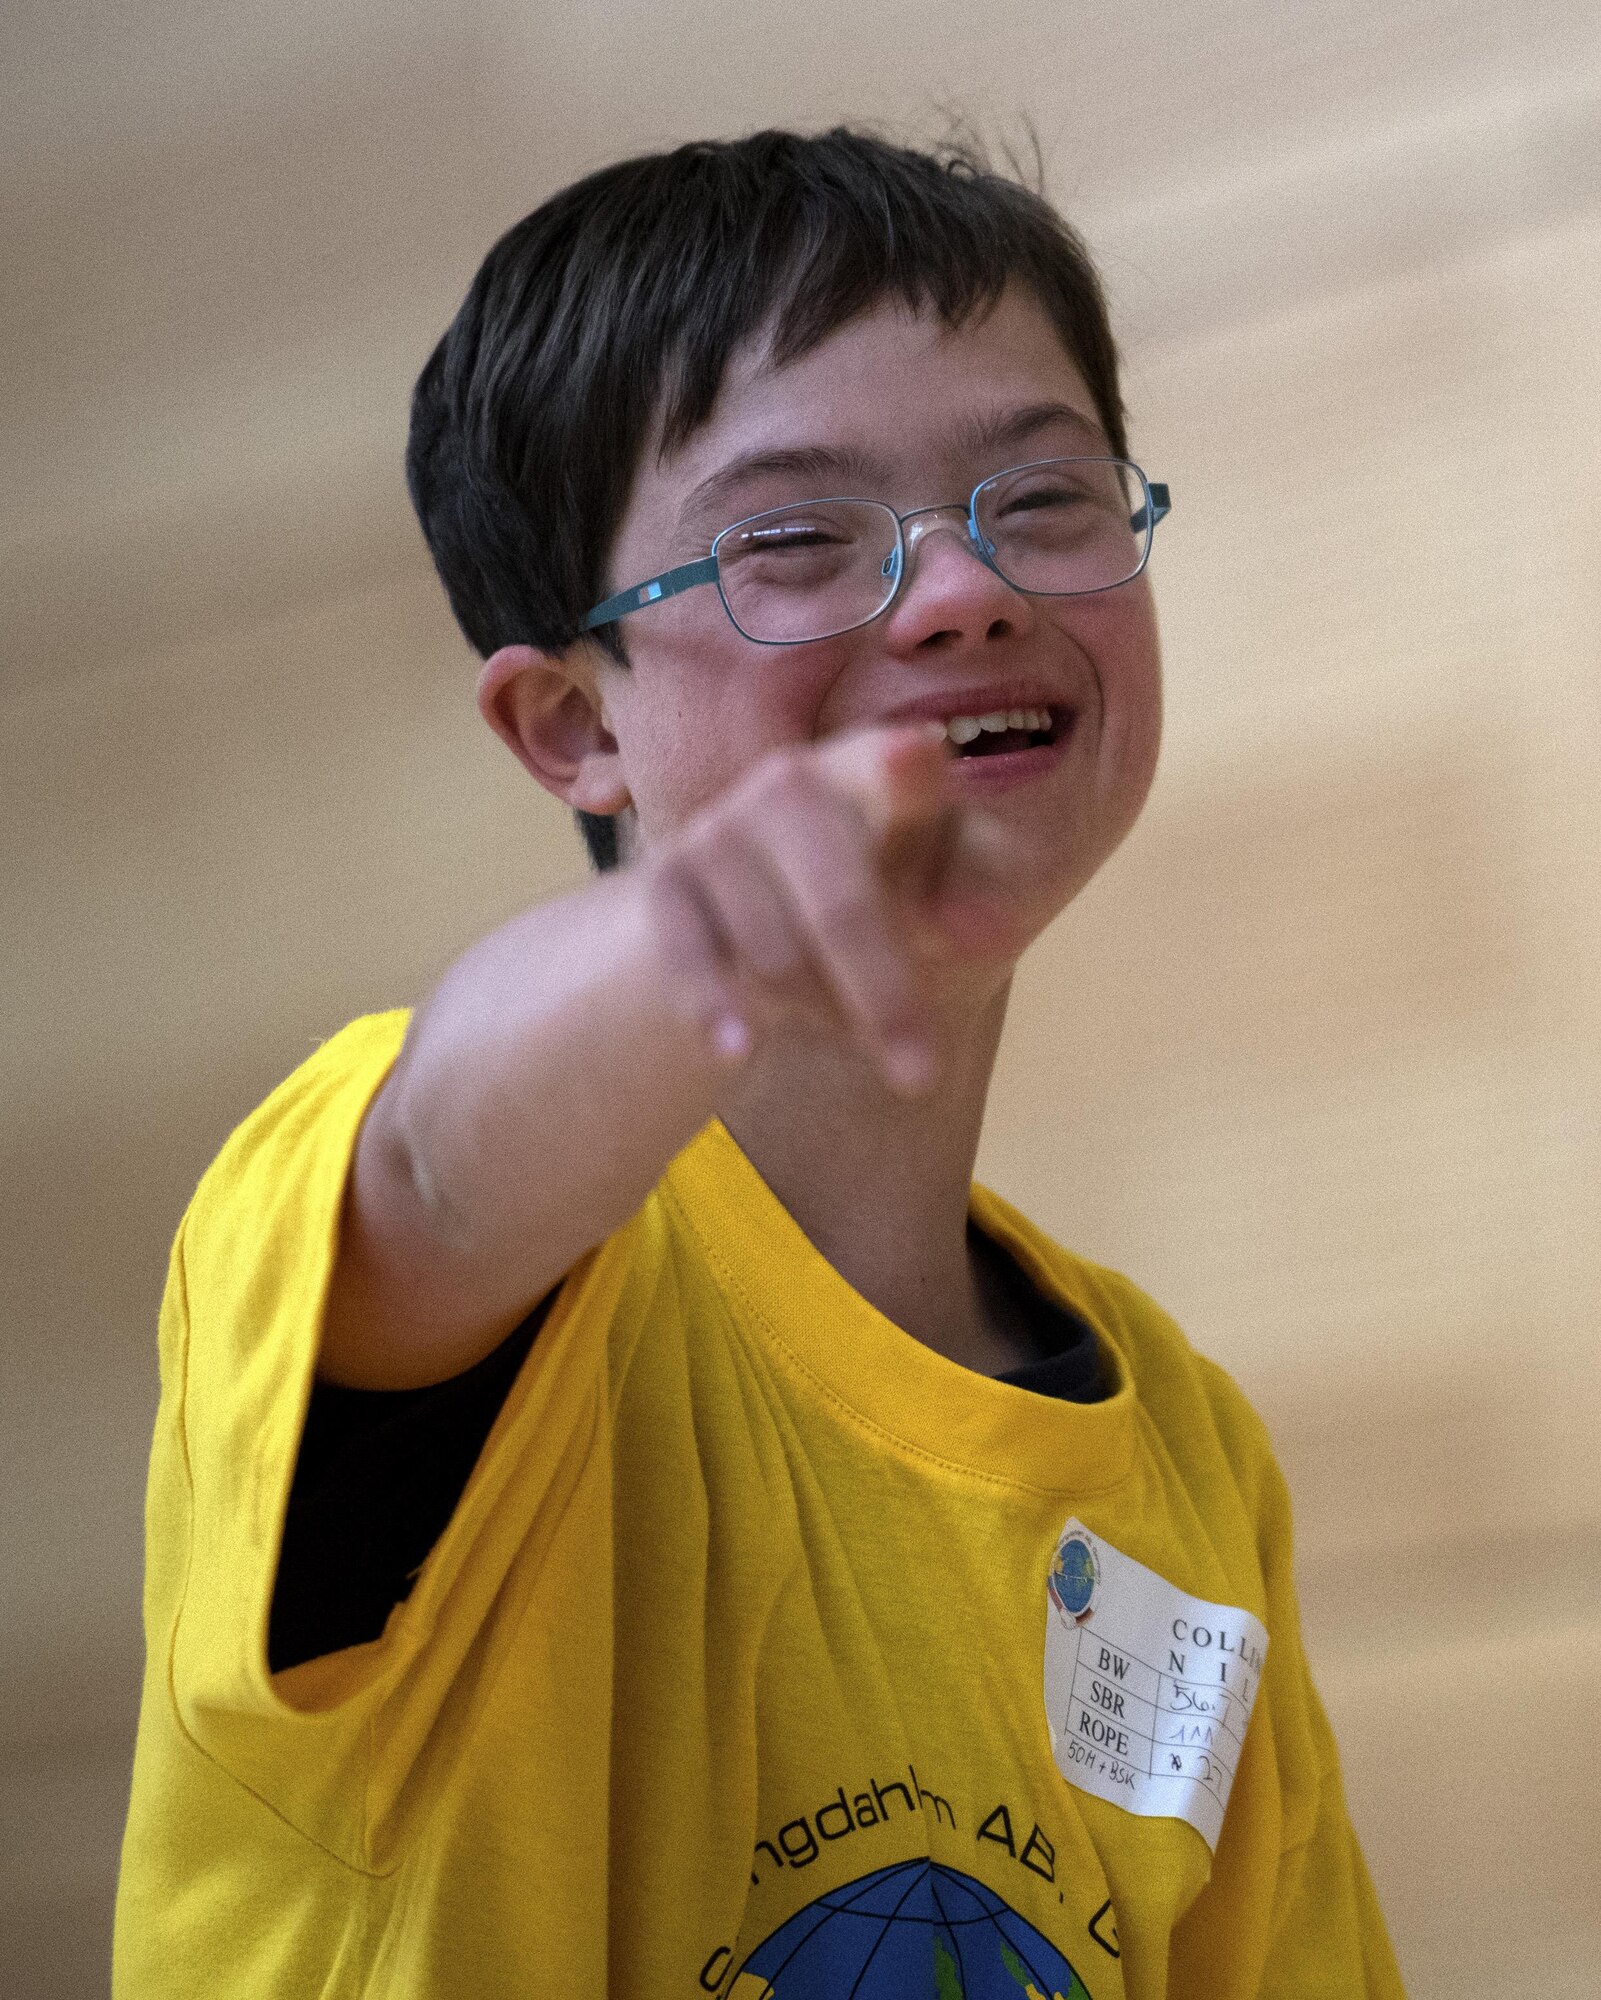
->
xmin=407 ymin=126 xmax=1127 ymax=868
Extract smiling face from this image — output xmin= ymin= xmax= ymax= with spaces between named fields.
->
xmin=528 ymin=285 xmax=1163 ymax=947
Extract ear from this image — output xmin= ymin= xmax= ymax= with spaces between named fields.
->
xmin=477 ymin=644 xmax=632 ymax=816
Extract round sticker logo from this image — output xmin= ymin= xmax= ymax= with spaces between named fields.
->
xmin=1048 ymin=1530 xmax=1100 ymax=1625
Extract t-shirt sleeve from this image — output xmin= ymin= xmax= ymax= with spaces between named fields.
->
xmin=165 ymin=1013 xmax=412 ymax=1695
xmin=144 ymin=1012 xmax=627 ymax=1872
xmin=1257 ymin=1695 xmax=1409 ymax=1996
xmin=1190 ymin=1356 xmax=1408 ymax=1995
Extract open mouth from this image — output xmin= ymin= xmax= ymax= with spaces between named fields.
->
xmin=943 ymin=706 xmax=1064 ymax=758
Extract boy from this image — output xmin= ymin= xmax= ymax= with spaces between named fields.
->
xmin=115 ymin=129 xmax=1404 ymax=1996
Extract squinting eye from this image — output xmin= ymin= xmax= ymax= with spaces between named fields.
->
xmin=1000 ymin=485 xmax=1089 ymax=514
xmin=748 ymin=527 xmax=847 ymax=549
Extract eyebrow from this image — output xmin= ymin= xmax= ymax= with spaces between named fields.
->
xmin=676 ymin=401 xmax=1112 ymax=534
xmin=951 ymin=399 xmax=1110 ymax=459
xmin=677 ymin=444 xmax=885 ymax=531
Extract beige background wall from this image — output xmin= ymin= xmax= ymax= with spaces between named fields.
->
xmin=3 ymin=3 xmax=1598 ymax=1993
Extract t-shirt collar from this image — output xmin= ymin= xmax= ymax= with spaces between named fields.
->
xmin=659 ymin=1119 xmax=1138 ymax=1497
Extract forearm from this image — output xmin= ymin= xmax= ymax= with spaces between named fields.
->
xmin=320 ymin=867 xmax=725 ymax=1387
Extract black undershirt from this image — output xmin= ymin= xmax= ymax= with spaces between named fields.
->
xmin=267 ymin=1232 xmax=1106 ymax=1674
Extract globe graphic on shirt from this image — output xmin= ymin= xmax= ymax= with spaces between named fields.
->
xmin=733 ymin=1861 xmax=1094 ymax=1999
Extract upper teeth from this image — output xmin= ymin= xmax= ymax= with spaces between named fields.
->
xmin=945 ymin=708 xmax=1051 ymax=746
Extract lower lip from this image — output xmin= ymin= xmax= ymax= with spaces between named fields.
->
xmin=949 ymin=714 xmax=1077 ymax=791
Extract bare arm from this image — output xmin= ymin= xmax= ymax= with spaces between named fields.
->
xmin=320 ymin=869 xmax=725 ymax=1386
xmin=320 ymin=723 xmax=988 ymax=1388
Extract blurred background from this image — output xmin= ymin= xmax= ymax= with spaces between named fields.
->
xmin=3 ymin=0 xmax=1598 ymax=1991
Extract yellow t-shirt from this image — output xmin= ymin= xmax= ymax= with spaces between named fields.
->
xmin=115 ymin=1012 xmax=1403 ymax=1999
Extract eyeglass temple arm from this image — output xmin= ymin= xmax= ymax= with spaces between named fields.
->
xmin=582 ymin=556 xmax=720 ymax=632
xmin=1129 ymin=482 xmax=1172 ymax=538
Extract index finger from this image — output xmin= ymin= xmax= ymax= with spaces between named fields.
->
xmin=812 ymin=721 xmax=953 ymax=841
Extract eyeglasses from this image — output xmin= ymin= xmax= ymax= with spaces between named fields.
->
xmin=583 ymin=457 xmax=1170 ymax=648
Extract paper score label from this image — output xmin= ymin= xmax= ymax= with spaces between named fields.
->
xmin=1042 ymin=1519 xmax=1269 ymax=1851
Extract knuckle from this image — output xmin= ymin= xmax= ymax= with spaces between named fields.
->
xmin=809 ymin=877 xmax=882 ymax=943
xmin=753 ymin=747 xmax=816 ymax=813
xmin=820 ymin=926 xmax=915 ymax=1025
xmin=649 ymin=853 xmax=706 ymax=930
xmin=742 ymin=924 xmax=805 ymax=985
xmin=647 ymin=859 xmax=718 ymax=964
xmin=644 ymin=854 xmax=689 ymax=923
xmin=673 ymin=811 xmax=725 ymax=869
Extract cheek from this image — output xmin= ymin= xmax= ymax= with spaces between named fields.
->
xmin=1117 ymin=633 xmax=1164 ymax=777
xmin=606 ymin=637 xmax=842 ymax=840
xmin=1077 ymin=588 xmax=1163 ymax=809
xmin=613 ymin=704 xmax=724 ymax=839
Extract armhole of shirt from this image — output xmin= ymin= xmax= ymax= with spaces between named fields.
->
xmin=267 ymin=1291 xmax=555 ymax=1673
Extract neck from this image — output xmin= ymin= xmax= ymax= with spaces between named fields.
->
xmin=719 ymin=980 xmax=1029 ymax=1374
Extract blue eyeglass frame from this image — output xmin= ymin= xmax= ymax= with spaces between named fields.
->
xmin=581 ymin=457 xmax=1172 ymax=646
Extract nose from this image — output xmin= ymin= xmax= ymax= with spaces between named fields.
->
xmin=884 ymin=504 xmax=1023 ymax=644
xmin=899 ymin=503 xmax=987 ymax=562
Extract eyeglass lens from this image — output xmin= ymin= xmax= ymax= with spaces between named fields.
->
xmin=714 ymin=459 xmax=1149 ymax=644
